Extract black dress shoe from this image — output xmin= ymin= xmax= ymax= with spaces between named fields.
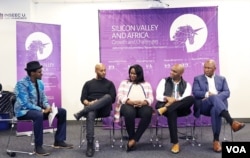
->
xmin=35 ymin=146 xmax=50 ymax=156
xmin=86 ymin=147 xmax=94 ymax=157
xmin=54 ymin=141 xmax=73 ymax=149
xmin=73 ymin=113 xmax=81 ymax=121
xmin=74 ymin=108 xmax=89 ymax=121
xmin=86 ymin=142 xmax=94 ymax=157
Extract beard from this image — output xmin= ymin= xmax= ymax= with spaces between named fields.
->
xmin=97 ymin=74 xmax=105 ymax=80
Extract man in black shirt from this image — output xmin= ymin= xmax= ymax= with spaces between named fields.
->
xmin=74 ymin=63 xmax=116 ymax=157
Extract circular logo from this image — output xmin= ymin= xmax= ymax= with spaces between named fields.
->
xmin=25 ymin=32 xmax=53 ymax=60
xmin=170 ymin=14 xmax=208 ymax=53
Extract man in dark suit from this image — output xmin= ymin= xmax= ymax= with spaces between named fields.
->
xmin=192 ymin=59 xmax=245 ymax=152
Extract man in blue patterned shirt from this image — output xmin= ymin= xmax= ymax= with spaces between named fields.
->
xmin=14 ymin=61 xmax=73 ymax=156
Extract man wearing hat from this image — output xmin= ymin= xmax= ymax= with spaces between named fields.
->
xmin=14 ymin=61 xmax=73 ymax=156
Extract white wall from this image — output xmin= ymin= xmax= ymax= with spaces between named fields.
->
xmin=0 ymin=0 xmax=31 ymax=90
xmin=1 ymin=0 xmax=250 ymax=119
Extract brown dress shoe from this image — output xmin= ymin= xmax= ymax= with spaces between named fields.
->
xmin=126 ymin=139 xmax=136 ymax=152
xmin=157 ymin=107 xmax=167 ymax=115
xmin=157 ymin=102 xmax=172 ymax=115
xmin=171 ymin=143 xmax=180 ymax=154
xmin=213 ymin=141 xmax=222 ymax=152
xmin=231 ymin=121 xmax=245 ymax=132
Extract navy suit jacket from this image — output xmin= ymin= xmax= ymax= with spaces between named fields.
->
xmin=192 ymin=74 xmax=230 ymax=117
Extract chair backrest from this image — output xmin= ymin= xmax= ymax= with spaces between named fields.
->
xmin=9 ymin=95 xmax=16 ymax=117
xmin=0 ymin=91 xmax=15 ymax=117
xmin=10 ymin=95 xmax=16 ymax=107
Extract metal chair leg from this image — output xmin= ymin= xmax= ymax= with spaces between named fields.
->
xmin=222 ymin=118 xmax=233 ymax=142
xmin=79 ymin=117 xmax=114 ymax=149
xmin=119 ymin=117 xmax=125 ymax=148
xmin=191 ymin=119 xmax=201 ymax=146
xmin=191 ymin=116 xmax=234 ymax=147
xmin=154 ymin=115 xmax=163 ymax=147
xmin=6 ymin=120 xmax=35 ymax=156
xmin=119 ymin=116 xmax=157 ymax=149
xmin=79 ymin=118 xmax=86 ymax=148
xmin=110 ymin=120 xmax=115 ymax=148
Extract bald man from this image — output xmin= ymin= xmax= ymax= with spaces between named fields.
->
xmin=192 ymin=59 xmax=245 ymax=152
xmin=74 ymin=63 xmax=116 ymax=157
xmin=156 ymin=64 xmax=194 ymax=154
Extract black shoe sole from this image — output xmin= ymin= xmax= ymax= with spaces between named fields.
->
xmin=35 ymin=152 xmax=50 ymax=156
xmin=86 ymin=149 xmax=94 ymax=157
xmin=73 ymin=114 xmax=80 ymax=121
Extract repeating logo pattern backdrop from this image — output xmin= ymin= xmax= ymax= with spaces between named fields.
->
xmin=99 ymin=7 xmax=219 ymax=125
xmin=16 ymin=21 xmax=61 ymax=134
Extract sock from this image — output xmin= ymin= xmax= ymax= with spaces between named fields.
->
xmin=220 ymin=110 xmax=233 ymax=125
xmin=214 ymin=133 xmax=219 ymax=141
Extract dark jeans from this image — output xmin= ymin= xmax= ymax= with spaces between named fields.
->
xmin=158 ymin=96 xmax=194 ymax=144
xmin=120 ymin=104 xmax=153 ymax=142
xmin=18 ymin=108 xmax=67 ymax=147
xmin=84 ymin=94 xmax=112 ymax=142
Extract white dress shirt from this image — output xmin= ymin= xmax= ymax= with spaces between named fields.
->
xmin=205 ymin=75 xmax=218 ymax=97
xmin=156 ymin=78 xmax=192 ymax=102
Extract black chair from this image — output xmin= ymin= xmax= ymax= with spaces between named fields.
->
xmin=79 ymin=112 xmax=115 ymax=150
xmin=192 ymin=114 xmax=233 ymax=147
xmin=191 ymin=99 xmax=234 ymax=147
xmin=118 ymin=110 xmax=157 ymax=149
xmin=155 ymin=112 xmax=195 ymax=147
xmin=6 ymin=95 xmax=35 ymax=156
xmin=6 ymin=95 xmax=55 ymax=157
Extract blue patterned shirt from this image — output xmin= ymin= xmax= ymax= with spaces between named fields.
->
xmin=14 ymin=76 xmax=50 ymax=117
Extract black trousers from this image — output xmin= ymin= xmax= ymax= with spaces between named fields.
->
xmin=120 ymin=104 xmax=153 ymax=142
xmin=159 ymin=96 xmax=194 ymax=144
xmin=84 ymin=94 xmax=112 ymax=142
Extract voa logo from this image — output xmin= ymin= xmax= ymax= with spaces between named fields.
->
xmin=226 ymin=146 xmax=246 ymax=154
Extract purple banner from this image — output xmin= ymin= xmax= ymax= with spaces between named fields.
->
xmin=99 ymin=7 xmax=218 ymax=126
xmin=16 ymin=21 xmax=61 ymax=134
